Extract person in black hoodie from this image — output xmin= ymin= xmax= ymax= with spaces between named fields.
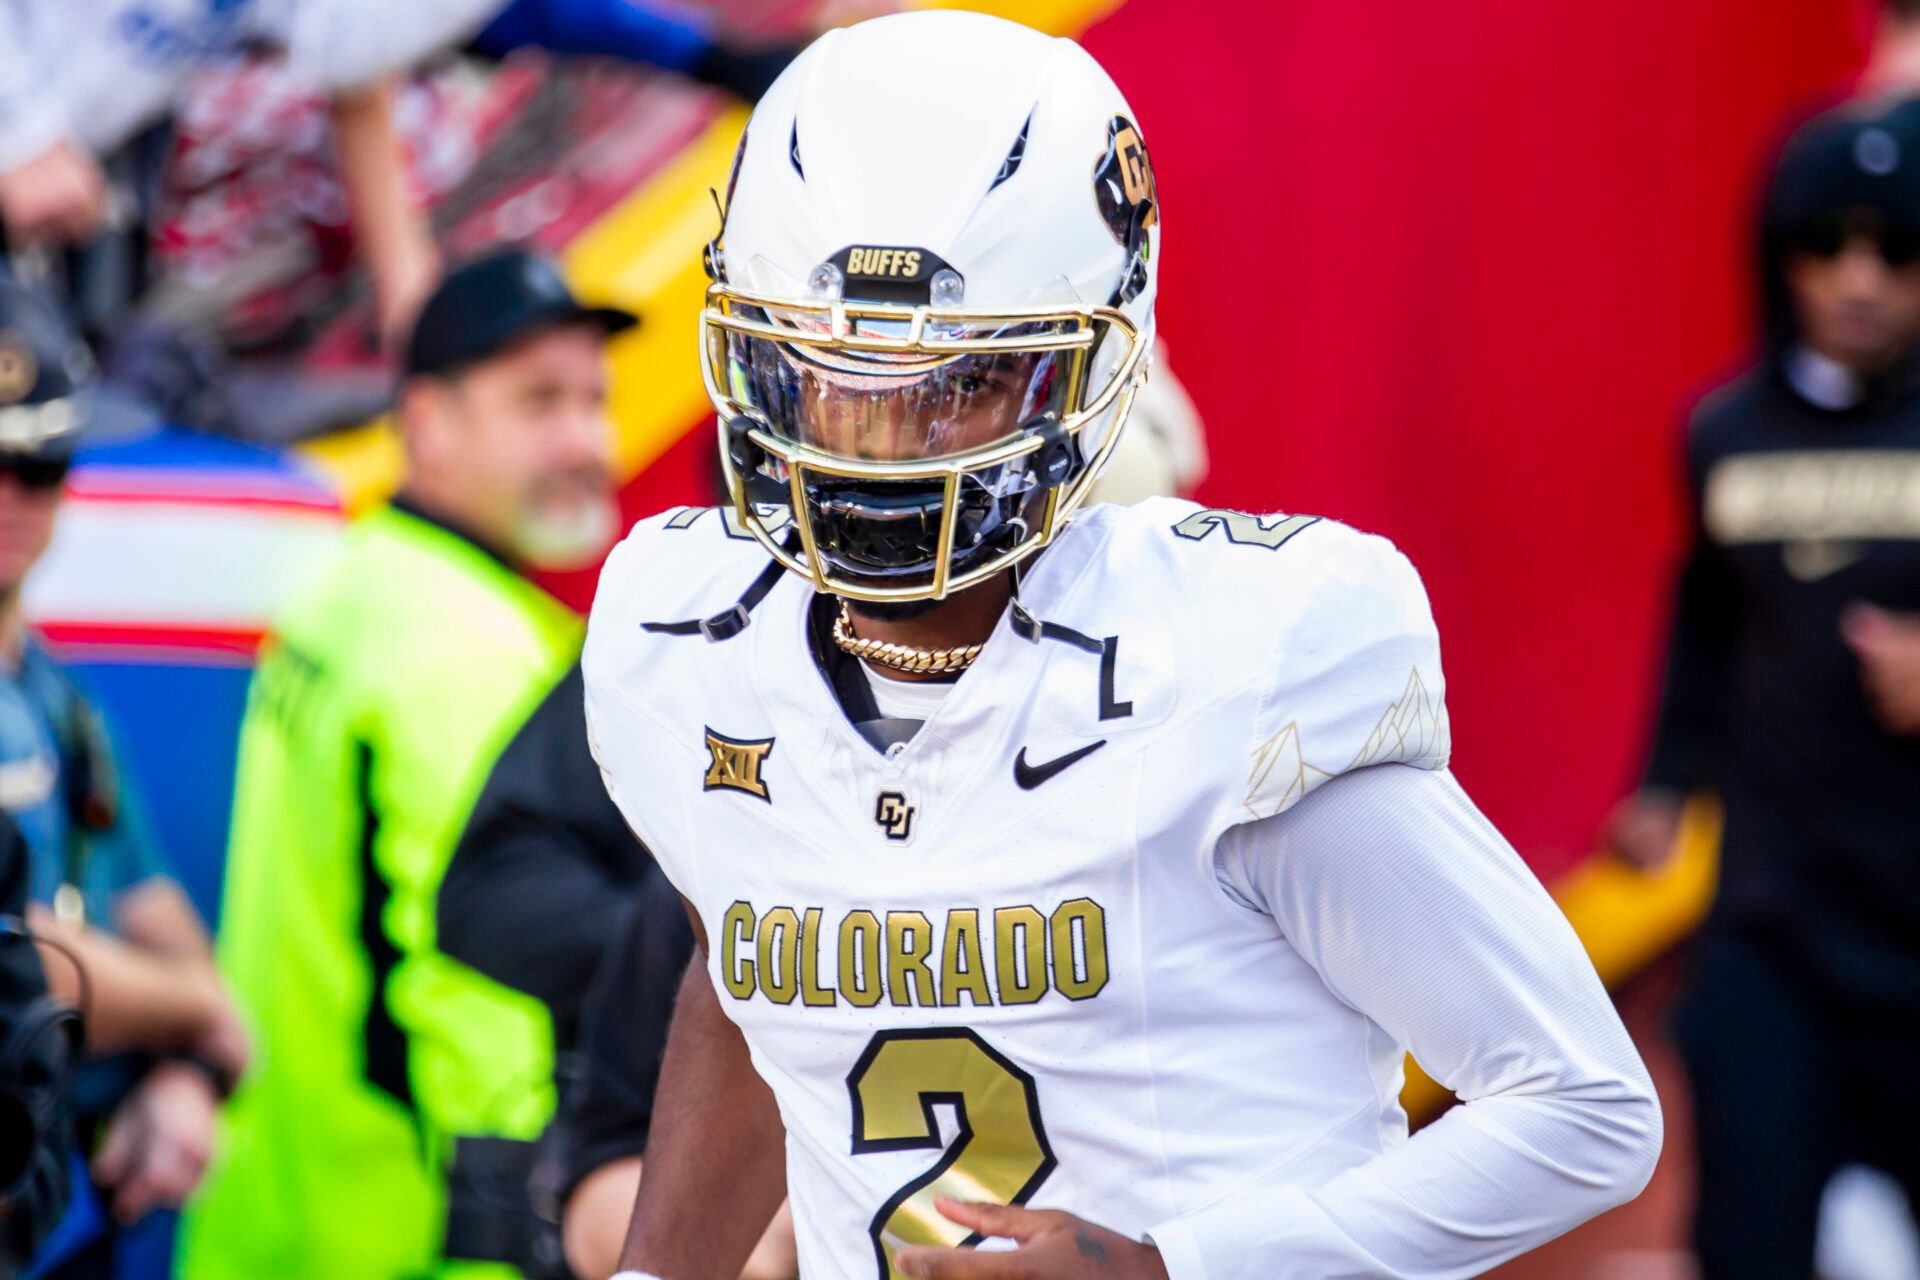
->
xmin=1609 ymin=96 xmax=1920 ymax=1278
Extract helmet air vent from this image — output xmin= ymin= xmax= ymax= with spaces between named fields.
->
xmin=988 ymin=110 xmax=1035 ymax=194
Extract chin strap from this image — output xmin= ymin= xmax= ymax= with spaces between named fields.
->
xmin=640 ymin=532 xmax=799 ymax=642
xmin=1006 ymin=559 xmax=1043 ymax=643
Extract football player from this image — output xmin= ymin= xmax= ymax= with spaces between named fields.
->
xmin=583 ymin=12 xmax=1661 ymax=1280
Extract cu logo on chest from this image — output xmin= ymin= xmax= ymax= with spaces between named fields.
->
xmin=874 ymin=791 xmax=915 ymax=842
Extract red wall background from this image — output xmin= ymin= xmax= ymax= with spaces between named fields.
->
xmin=623 ymin=1 xmax=1875 ymax=879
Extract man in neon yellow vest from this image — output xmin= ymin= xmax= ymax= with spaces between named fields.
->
xmin=180 ymin=251 xmax=634 ymax=1280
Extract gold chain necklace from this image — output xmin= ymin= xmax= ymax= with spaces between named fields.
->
xmin=832 ymin=601 xmax=985 ymax=675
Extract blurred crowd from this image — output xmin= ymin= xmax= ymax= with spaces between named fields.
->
xmin=0 ymin=2 xmax=1915 ymax=1280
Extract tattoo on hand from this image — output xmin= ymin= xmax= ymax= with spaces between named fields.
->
xmin=1075 ymin=1230 xmax=1109 ymax=1262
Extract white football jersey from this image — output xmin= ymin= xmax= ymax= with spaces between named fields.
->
xmin=583 ymin=497 xmax=1452 ymax=1280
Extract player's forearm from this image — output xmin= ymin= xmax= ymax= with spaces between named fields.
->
xmin=617 ymin=956 xmax=787 ymax=1280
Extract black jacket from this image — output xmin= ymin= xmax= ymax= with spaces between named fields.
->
xmin=553 ymin=871 xmax=692 ymax=1205
xmin=438 ymin=665 xmax=656 ymax=1049
xmin=1646 ymin=99 xmax=1920 ymax=1012
xmin=1648 ymin=363 xmax=1920 ymax=1012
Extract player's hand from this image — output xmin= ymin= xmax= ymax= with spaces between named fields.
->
xmin=0 ymin=142 xmax=109 ymax=246
xmin=1603 ymin=789 xmax=1685 ymax=874
xmin=1843 ymin=603 xmax=1920 ymax=736
xmin=894 ymin=1197 xmax=1169 ymax=1280
xmin=92 ymin=1060 xmax=219 ymax=1222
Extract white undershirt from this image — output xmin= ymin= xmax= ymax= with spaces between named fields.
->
xmin=846 ymin=670 xmax=1660 ymax=1278
xmin=858 ymin=662 xmax=956 ymax=723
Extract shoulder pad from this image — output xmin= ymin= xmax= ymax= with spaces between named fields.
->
xmin=590 ymin=505 xmax=791 ymax=641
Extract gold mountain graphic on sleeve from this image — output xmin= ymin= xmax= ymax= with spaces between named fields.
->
xmin=1244 ymin=721 xmax=1332 ymax=820
xmin=1348 ymin=667 xmax=1450 ymax=771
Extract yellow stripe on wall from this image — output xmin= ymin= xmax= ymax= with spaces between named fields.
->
xmin=917 ymin=0 xmax=1126 ymax=31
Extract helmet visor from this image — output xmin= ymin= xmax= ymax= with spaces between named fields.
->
xmin=704 ymin=296 xmax=1119 ymax=468
xmin=699 ymin=283 xmax=1147 ymax=601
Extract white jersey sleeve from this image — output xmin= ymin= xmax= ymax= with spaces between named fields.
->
xmin=1146 ymin=765 xmax=1662 ymax=1280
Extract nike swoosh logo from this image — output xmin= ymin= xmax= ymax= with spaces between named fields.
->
xmin=1013 ymin=740 xmax=1108 ymax=790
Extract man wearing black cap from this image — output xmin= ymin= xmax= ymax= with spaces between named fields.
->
xmin=1609 ymin=98 xmax=1920 ymax=1278
xmin=180 ymin=250 xmax=634 ymax=1280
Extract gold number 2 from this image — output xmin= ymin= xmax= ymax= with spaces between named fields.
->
xmin=1171 ymin=508 xmax=1320 ymax=550
xmin=848 ymin=1028 xmax=1056 ymax=1280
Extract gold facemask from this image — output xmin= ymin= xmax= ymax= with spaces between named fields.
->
xmin=700 ymin=281 xmax=1149 ymax=602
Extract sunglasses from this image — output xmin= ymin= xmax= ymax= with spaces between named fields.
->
xmin=1793 ymin=217 xmax=1920 ymax=268
xmin=0 ymin=457 xmax=71 ymax=491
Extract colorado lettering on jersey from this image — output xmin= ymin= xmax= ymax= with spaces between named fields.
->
xmin=719 ymin=899 xmax=1109 ymax=1009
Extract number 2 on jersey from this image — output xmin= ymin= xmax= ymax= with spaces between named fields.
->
xmin=1171 ymin=508 xmax=1320 ymax=550
xmin=848 ymin=1028 xmax=1056 ymax=1280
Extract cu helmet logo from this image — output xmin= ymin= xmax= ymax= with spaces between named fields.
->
xmin=1093 ymin=115 xmax=1157 ymax=303
xmin=874 ymin=791 xmax=915 ymax=842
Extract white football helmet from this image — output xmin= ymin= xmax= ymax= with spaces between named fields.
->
xmin=700 ymin=9 xmax=1159 ymax=601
